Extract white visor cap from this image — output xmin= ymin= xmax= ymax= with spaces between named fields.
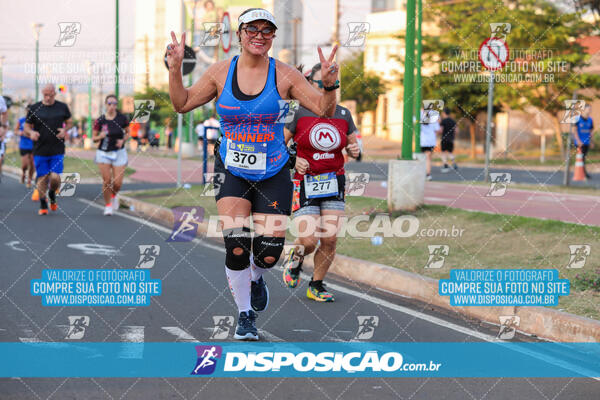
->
xmin=238 ymin=9 xmax=277 ymax=30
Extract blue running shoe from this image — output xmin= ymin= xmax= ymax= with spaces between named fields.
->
xmin=234 ymin=310 xmax=259 ymax=340
xmin=251 ymin=276 xmax=269 ymax=312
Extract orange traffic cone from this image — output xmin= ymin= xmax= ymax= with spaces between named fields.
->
xmin=572 ymin=147 xmax=586 ymax=181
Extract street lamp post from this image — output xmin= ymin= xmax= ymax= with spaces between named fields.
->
xmin=87 ymin=61 xmax=93 ymax=140
xmin=188 ymin=0 xmax=198 ymax=147
xmin=401 ymin=0 xmax=416 ymax=159
xmin=32 ymin=23 xmax=43 ymax=102
xmin=414 ymin=0 xmax=423 ymax=152
xmin=0 ymin=56 xmax=5 ymax=95
xmin=115 ymin=0 xmax=120 ymax=99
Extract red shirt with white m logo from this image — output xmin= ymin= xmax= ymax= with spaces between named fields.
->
xmin=286 ymin=105 xmax=357 ymax=178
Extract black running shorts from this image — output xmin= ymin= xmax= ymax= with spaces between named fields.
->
xmin=214 ymin=153 xmax=293 ymax=215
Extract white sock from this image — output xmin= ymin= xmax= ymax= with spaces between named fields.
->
xmin=225 ymin=266 xmax=251 ymax=313
xmin=249 ymin=253 xmax=268 ymax=282
xmin=450 ymin=154 xmax=455 ymax=162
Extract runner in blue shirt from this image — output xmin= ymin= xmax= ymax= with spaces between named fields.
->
xmin=167 ymin=8 xmax=339 ymax=340
xmin=17 ymin=105 xmax=35 ymax=187
xmin=573 ymin=104 xmax=594 ymax=179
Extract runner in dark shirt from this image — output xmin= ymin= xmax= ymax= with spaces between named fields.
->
xmin=23 ymin=84 xmax=73 ymax=215
xmin=92 ymin=94 xmax=130 ymax=216
xmin=440 ymin=108 xmax=458 ymax=172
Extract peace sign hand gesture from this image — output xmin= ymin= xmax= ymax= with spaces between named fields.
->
xmin=166 ymin=31 xmax=186 ymax=72
xmin=318 ymin=45 xmax=339 ymax=88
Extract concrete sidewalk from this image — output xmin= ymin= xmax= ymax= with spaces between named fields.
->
xmin=68 ymin=148 xmax=212 ymax=183
xmin=67 ymin=148 xmax=600 ymax=227
xmin=360 ymin=134 xmax=600 ymax=172
xmin=363 ymin=181 xmax=600 ymax=227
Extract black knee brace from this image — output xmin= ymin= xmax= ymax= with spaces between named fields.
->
xmin=252 ymin=236 xmax=285 ymax=269
xmin=223 ymin=227 xmax=251 ymax=270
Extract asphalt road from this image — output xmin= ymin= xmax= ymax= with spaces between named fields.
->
xmin=346 ymin=161 xmax=600 ymax=188
xmin=1 ymin=174 xmax=598 ymax=399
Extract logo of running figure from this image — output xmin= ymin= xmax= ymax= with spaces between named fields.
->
xmin=486 ymin=173 xmax=512 ymax=197
xmin=201 ymin=173 xmax=226 ymax=196
xmin=132 ymin=100 xmax=155 ymax=123
xmin=209 ymin=316 xmax=234 ymax=340
xmin=561 ymin=100 xmax=586 ymax=124
xmin=346 ymin=173 xmax=370 ymax=196
xmin=490 ymin=23 xmax=511 ymax=40
xmin=497 ymin=315 xmax=520 ymax=340
xmin=191 ymin=345 xmax=222 ymax=375
xmin=566 ymin=245 xmax=591 ymax=269
xmin=58 ymin=172 xmax=80 ymax=196
xmin=425 ymin=245 xmax=449 ymax=269
xmin=201 ymin=23 xmax=224 ymax=47
xmin=421 ymin=100 xmax=444 ymax=123
xmin=353 ymin=316 xmax=379 ymax=340
xmin=276 ymin=100 xmax=299 ymax=124
xmin=65 ymin=316 xmax=89 ymax=340
xmin=55 ymin=22 xmax=81 ymax=47
xmin=136 ymin=245 xmax=160 ymax=268
xmin=168 ymin=207 xmax=205 ymax=242
xmin=344 ymin=22 xmax=370 ymax=47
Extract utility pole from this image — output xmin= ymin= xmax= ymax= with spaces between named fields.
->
xmin=291 ymin=18 xmax=301 ymax=66
xmin=32 ymin=23 xmax=43 ymax=102
xmin=414 ymin=0 xmax=423 ymax=152
xmin=0 ymin=56 xmax=5 ymax=95
xmin=144 ymin=34 xmax=150 ymax=91
xmin=401 ymin=0 xmax=416 ymax=160
xmin=115 ymin=0 xmax=120 ymax=99
xmin=188 ymin=0 xmax=198 ymax=147
xmin=333 ymin=0 xmax=339 ymax=45
xmin=333 ymin=0 xmax=341 ymax=103
xmin=87 ymin=61 xmax=93 ymax=139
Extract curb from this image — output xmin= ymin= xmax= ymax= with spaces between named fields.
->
xmin=3 ymin=165 xmax=135 ymax=184
xmin=118 ymin=193 xmax=600 ymax=343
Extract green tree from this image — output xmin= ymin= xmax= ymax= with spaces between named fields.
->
xmin=133 ymin=89 xmax=176 ymax=128
xmin=340 ymin=51 xmax=386 ymax=125
xmin=420 ymin=0 xmax=600 ymax=158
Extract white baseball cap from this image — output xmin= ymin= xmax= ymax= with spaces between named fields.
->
xmin=238 ymin=8 xmax=277 ymax=30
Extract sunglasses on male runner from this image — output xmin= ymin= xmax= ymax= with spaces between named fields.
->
xmin=242 ymin=25 xmax=275 ymax=39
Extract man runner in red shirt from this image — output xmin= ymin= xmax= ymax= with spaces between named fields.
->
xmin=282 ymin=63 xmax=360 ymax=302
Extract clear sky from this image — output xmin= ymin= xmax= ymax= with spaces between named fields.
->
xmin=0 ymin=0 xmax=135 ymax=98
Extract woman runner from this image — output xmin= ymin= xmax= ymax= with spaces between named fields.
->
xmin=282 ymin=63 xmax=360 ymax=302
xmin=167 ymin=8 xmax=339 ymax=340
xmin=92 ymin=94 xmax=130 ymax=216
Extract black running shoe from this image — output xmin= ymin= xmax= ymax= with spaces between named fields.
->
xmin=251 ymin=276 xmax=269 ymax=312
xmin=234 ymin=310 xmax=258 ymax=340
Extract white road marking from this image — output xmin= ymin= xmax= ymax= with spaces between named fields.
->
xmin=5 ymin=241 xmax=25 ymax=252
xmin=78 ymin=198 xmax=225 ymax=254
xmin=424 ymin=196 xmax=451 ymax=202
xmin=18 ymin=329 xmax=41 ymax=343
xmin=260 ymin=330 xmax=285 ymax=342
xmin=78 ymin=198 xmax=600 ymax=380
xmin=118 ymin=326 xmax=145 ymax=359
xmin=119 ymin=325 xmax=144 ymax=342
xmin=162 ymin=327 xmax=199 ymax=342
xmin=201 ymin=326 xmax=285 ymax=342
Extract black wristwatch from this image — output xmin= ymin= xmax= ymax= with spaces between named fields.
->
xmin=323 ymin=80 xmax=340 ymax=91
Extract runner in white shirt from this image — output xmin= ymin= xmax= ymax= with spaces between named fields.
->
xmin=419 ymin=110 xmax=442 ymax=181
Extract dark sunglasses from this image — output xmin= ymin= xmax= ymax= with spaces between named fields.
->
xmin=243 ymin=25 xmax=275 ymax=39
xmin=107 ymin=101 xmax=118 ymax=105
